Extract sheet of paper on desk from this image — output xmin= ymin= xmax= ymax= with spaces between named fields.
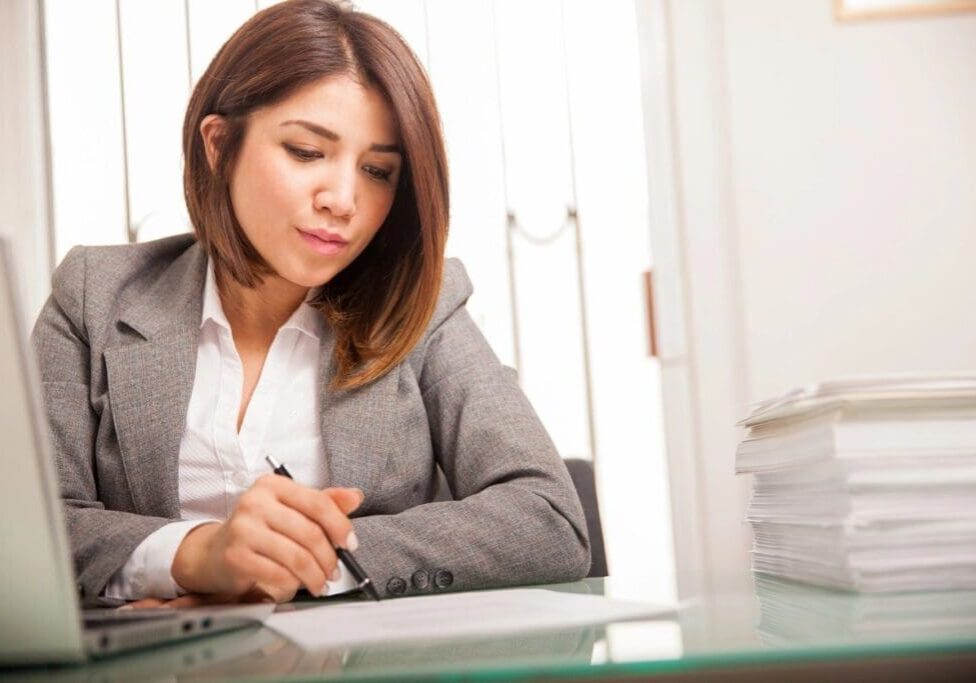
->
xmin=265 ymin=588 xmax=674 ymax=650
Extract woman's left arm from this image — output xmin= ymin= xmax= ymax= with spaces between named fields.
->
xmin=350 ymin=265 xmax=591 ymax=597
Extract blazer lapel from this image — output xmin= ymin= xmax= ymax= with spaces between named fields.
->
xmin=318 ymin=330 xmax=402 ymax=504
xmin=104 ymin=244 xmax=206 ymax=517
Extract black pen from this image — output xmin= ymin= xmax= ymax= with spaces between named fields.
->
xmin=265 ymin=455 xmax=381 ymax=601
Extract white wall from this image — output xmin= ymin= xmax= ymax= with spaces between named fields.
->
xmin=646 ymin=0 xmax=976 ymax=599
xmin=0 ymin=0 xmax=52 ymax=322
xmin=723 ymin=1 xmax=976 ymax=402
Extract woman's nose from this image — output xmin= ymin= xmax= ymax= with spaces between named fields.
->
xmin=314 ymin=167 xmax=356 ymax=218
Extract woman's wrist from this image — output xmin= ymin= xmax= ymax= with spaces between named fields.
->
xmin=171 ymin=521 xmax=222 ymax=594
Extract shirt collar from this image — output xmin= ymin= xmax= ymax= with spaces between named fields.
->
xmin=202 ymin=259 xmax=325 ymax=340
xmin=201 ymin=261 xmax=231 ymax=331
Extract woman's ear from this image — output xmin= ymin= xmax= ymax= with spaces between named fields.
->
xmin=199 ymin=114 xmax=226 ymax=172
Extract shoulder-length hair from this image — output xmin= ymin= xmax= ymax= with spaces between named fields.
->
xmin=183 ymin=0 xmax=449 ymax=391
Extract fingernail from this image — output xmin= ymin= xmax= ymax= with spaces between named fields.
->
xmin=330 ymin=568 xmax=341 ymax=582
xmin=353 ymin=488 xmax=365 ymax=504
xmin=117 ymin=604 xmax=133 ymax=611
xmin=346 ymin=531 xmax=359 ymax=552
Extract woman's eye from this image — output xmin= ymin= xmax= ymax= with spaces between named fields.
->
xmin=285 ymin=145 xmax=322 ymax=161
xmin=363 ymin=165 xmax=393 ymax=183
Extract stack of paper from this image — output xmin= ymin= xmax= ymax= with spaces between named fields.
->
xmin=736 ymin=374 xmax=976 ymax=592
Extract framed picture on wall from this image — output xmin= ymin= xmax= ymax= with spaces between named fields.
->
xmin=835 ymin=0 xmax=976 ymax=20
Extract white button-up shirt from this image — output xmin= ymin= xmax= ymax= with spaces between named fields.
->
xmin=105 ymin=262 xmax=354 ymax=599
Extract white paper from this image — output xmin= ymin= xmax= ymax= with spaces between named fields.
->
xmin=265 ymin=588 xmax=674 ymax=650
xmin=740 ymin=373 xmax=976 ymax=426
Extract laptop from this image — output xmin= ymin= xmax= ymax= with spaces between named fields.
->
xmin=0 ymin=237 xmax=274 ymax=665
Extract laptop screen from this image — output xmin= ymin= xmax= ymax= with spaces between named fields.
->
xmin=0 ymin=237 xmax=87 ymax=663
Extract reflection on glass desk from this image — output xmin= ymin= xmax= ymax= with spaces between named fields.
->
xmin=4 ymin=574 xmax=975 ymax=682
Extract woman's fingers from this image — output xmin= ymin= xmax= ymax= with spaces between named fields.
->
xmin=262 ymin=503 xmax=340 ymax=590
xmin=119 ymin=593 xmax=236 ymax=609
xmin=324 ymin=486 xmax=365 ymax=515
xmin=158 ymin=593 xmax=236 ymax=608
xmin=259 ymin=475 xmax=357 ymax=550
xmin=120 ymin=597 xmax=168 ymax=609
xmin=249 ymin=582 xmax=297 ymax=604
xmin=223 ymin=533 xmax=306 ymax=597
xmin=239 ymin=585 xmax=286 ymax=604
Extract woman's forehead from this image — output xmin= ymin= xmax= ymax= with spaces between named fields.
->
xmin=256 ymin=74 xmax=400 ymax=144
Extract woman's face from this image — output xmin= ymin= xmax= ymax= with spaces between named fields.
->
xmin=203 ymin=74 xmax=402 ymax=291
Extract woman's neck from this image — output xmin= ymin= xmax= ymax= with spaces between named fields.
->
xmin=217 ymin=273 xmax=309 ymax=346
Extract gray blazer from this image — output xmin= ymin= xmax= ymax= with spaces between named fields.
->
xmin=31 ymin=234 xmax=589 ymax=605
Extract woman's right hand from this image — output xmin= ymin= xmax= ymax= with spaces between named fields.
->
xmin=171 ymin=474 xmax=364 ymax=602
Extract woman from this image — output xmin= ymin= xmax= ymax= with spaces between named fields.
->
xmin=32 ymin=0 xmax=589 ymax=607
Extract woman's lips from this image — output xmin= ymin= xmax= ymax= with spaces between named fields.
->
xmin=297 ymin=228 xmax=348 ymax=256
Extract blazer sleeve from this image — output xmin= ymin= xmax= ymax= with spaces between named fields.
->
xmin=31 ymin=246 xmax=172 ymax=606
xmin=352 ymin=289 xmax=591 ymax=596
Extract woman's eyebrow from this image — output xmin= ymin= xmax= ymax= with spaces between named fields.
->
xmin=280 ymin=119 xmax=401 ymax=154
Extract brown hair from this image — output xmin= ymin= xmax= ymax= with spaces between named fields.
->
xmin=182 ymin=0 xmax=449 ymax=391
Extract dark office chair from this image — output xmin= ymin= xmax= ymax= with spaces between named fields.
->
xmin=432 ymin=457 xmax=607 ymax=578
xmin=563 ymin=458 xmax=607 ymax=578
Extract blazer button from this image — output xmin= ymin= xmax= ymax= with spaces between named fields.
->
xmin=433 ymin=569 xmax=453 ymax=589
xmin=386 ymin=577 xmax=407 ymax=596
xmin=411 ymin=570 xmax=429 ymax=590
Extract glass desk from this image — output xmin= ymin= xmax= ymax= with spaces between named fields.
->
xmin=5 ymin=574 xmax=975 ymax=682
